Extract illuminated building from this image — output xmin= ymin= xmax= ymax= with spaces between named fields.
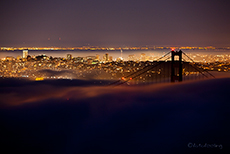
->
xmin=116 ymin=57 xmax=123 ymax=62
xmin=35 ymin=54 xmax=47 ymax=61
xmin=87 ymin=59 xmax=93 ymax=64
xmin=106 ymin=53 xmax=109 ymax=61
xmin=140 ymin=53 xmax=146 ymax=61
xmin=96 ymin=54 xmax=100 ymax=60
xmin=27 ymin=55 xmax=32 ymax=61
xmin=67 ymin=54 xmax=72 ymax=60
xmin=103 ymin=53 xmax=109 ymax=62
xmin=128 ymin=55 xmax=135 ymax=61
xmin=16 ymin=55 xmax=21 ymax=60
xmin=23 ymin=49 xmax=28 ymax=58
xmin=6 ymin=56 xmax=14 ymax=61
xmin=73 ymin=57 xmax=83 ymax=62
xmin=109 ymin=56 xmax=113 ymax=62
xmin=86 ymin=56 xmax=96 ymax=60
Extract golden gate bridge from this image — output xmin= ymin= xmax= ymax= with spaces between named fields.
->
xmin=108 ymin=49 xmax=215 ymax=86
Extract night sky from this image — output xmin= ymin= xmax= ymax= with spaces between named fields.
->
xmin=1 ymin=0 xmax=230 ymax=47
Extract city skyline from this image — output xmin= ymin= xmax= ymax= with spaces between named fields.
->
xmin=1 ymin=0 xmax=230 ymax=47
xmin=1 ymin=48 xmax=229 ymax=81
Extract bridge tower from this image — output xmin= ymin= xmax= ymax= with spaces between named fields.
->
xmin=171 ymin=50 xmax=183 ymax=82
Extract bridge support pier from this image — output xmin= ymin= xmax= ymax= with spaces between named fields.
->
xmin=171 ymin=50 xmax=183 ymax=82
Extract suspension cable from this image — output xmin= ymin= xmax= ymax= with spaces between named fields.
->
xmin=182 ymin=58 xmax=209 ymax=78
xmin=108 ymin=52 xmax=171 ymax=86
xmin=113 ymin=56 xmax=171 ymax=87
xmin=182 ymin=52 xmax=215 ymax=78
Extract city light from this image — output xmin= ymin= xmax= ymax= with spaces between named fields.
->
xmin=35 ymin=77 xmax=44 ymax=81
xmin=0 ymin=49 xmax=229 ymax=82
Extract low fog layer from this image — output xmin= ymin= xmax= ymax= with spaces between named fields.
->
xmin=0 ymin=77 xmax=229 ymax=154
xmin=36 ymin=69 xmax=112 ymax=80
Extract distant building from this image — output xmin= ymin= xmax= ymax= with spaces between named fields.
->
xmin=140 ymin=53 xmax=146 ymax=61
xmin=16 ymin=55 xmax=22 ymax=60
xmin=86 ymin=56 xmax=96 ymax=60
xmin=128 ymin=54 xmax=135 ymax=61
xmin=87 ymin=59 xmax=93 ymax=64
xmin=73 ymin=57 xmax=83 ymax=63
xmin=35 ymin=54 xmax=47 ymax=61
xmin=103 ymin=53 xmax=109 ymax=62
xmin=96 ymin=54 xmax=100 ymax=61
xmin=109 ymin=56 xmax=113 ymax=62
xmin=92 ymin=60 xmax=99 ymax=64
xmin=6 ymin=56 xmax=14 ymax=61
xmin=27 ymin=55 xmax=32 ymax=61
xmin=116 ymin=57 xmax=123 ymax=62
xmin=23 ymin=49 xmax=28 ymax=58
xmin=67 ymin=54 xmax=72 ymax=60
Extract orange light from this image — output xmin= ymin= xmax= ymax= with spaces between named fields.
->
xmin=35 ymin=77 xmax=44 ymax=81
xmin=130 ymin=78 xmax=132 ymax=80
xmin=121 ymin=77 xmax=125 ymax=80
xmin=171 ymin=48 xmax=175 ymax=51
